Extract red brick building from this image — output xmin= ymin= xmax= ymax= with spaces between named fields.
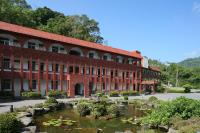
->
xmin=0 ymin=21 xmax=160 ymax=97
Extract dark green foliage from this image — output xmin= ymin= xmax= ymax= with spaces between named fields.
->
xmin=124 ymin=96 xmax=128 ymax=101
xmin=0 ymin=91 xmax=14 ymax=99
xmin=21 ymin=91 xmax=41 ymax=99
xmin=0 ymin=0 xmax=104 ymax=43
xmin=183 ymin=84 xmax=193 ymax=93
xmin=92 ymin=104 xmax=107 ymax=117
xmin=155 ymin=85 xmax=166 ymax=93
xmin=129 ymin=91 xmax=139 ymax=96
xmin=48 ymin=90 xmax=66 ymax=98
xmin=77 ymin=102 xmax=91 ymax=117
xmin=0 ymin=113 xmax=22 ymax=133
xmin=107 ymin=104 xmax=120 ymax=118
xmin=109 ymin=91 xmax=119 ymax=97
xmin=148 ymin=96 xmax=158 ymax=102
xmin=178 ymin=57 xmax=200 ymax=68
xmin=44 ymin=97 xmax=58 ymax=107
xmin=142 ymin=97 xmax=200 ymax=126
xmin=120 ymin=91 xmax=129 ymax=96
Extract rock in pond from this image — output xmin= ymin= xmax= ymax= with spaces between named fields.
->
xmin=21 ymin=126 xmax=36 ymax=133
xmin=168 ymin=128 xmax=179 ymax=133
xmin=20 ymin=116 xmax=33 ymax=126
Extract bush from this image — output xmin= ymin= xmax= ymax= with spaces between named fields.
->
xmin=0 ymin=91 xmax=14 ymax=99
xmin=0 ymin=113 xmax=22 ymax=133
xmin=120 ymin=91 xmax=130 ymax=96
xmin=183 ymin=84 xmax=192 ymax=93
xmin=44 ymin=97 xmax=58 ymax=107
xmin=129 ymin=91 xmax=139 ymax=96
xmin=48 ymin=90 xmax=66 ymax=98
xmin=167 ymin=87 xmax=184 ymax=93
xmin=77 ymin=102 xmax=91 ymax=117
xmin=155 ymin=85 xmax=166 ymax=93
xmin=21 ymin=91 xmax=41 ymax=99
xmin=92 ymin=104 xmax=107 ymax=118
xmin=141 ymin=97 xmax=200 ymax=126
xmin=148 ymin=96 xmax=158 ymax=102
xmin=124 ymin=96 xmax=128 ymax=101
xmin=109 ymin=91 xmax=119 ymax=97
xmin=107 ymin=104 xmax=120 ymax=118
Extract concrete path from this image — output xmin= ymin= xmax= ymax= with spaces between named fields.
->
xmin=0 ymin=93 xmax=200 ymax=114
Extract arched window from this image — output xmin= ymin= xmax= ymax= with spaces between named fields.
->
xmin=24 ymin=39 xmax=45 ymax=51
xmin=49 ymin=44 xmax=66 ymax=54
xmin=116 ymin=56 xmax=123 ymax=63
xmin=102 ymin=53 xmax=112 ymax=61
xmin=69 ymin=47 xmax=83 ymax=56
xmin=87 ymin=50 xmax=99 ymax=59
xmin=0 ymin=34 xmax=19 ymax=47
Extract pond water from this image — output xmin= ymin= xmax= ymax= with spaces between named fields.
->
xmin=35 ymin=105 xmax=165 ymax=133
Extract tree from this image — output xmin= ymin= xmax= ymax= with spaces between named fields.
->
xmin=0 ymin=0 xmax=36 ymax=27
xmin=39 ymin=15 xmax=104 ymax=43
xmin=32 ymin=7 xmax=64 ymax=26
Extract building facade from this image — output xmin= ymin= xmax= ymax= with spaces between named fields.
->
xmin=0 ymin=21 xmax=160 ymax=97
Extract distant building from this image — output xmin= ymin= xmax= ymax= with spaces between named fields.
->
xmin=0 ymin=21 xmax=160 ymax=97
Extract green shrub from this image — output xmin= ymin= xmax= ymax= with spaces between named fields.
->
xmin=107 ymin=104 xmax=120 ymax=118
xmin=109 ymin=91 xmax=119 ymax=97
xmin=96 ymin=92 xmax=104 ymax=97
xmin=155 ymin=85 xmax=166 ymax=93
xmin=0 ymin=113 xmax=22 ymax=133
xmin=120 ymin=91 xmax=130 ymax=96
xmin=92 ymin=104 xmax=107 ymax=118
xmin=129 ymin=91 xmax=139 ymax=96
xmin=167 ymin=87 xmax=184 ymax=93
xmin=124 ymin=96 xmax=128 ymax=101
xmin=77 ymin=102 xmax=91 ymax=117
xmin=141 ymin=97 xmax=200 ymax=126
xmin=183 ymin=84 xmax=192 ymax=93
xmin=0 ymin=91 xmax=14 ymax=99
xmin=21 ymin=91 xmax=41 ymax=99
xmin=48 ymin=90 xmax=66 ymax=98
xmin=44 ymin=97 xmax=58 ymax=107
xmin=148 ymin=96 xmax=158 ymax=102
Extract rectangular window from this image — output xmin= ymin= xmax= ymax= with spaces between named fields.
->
xmin=1 ymin=79 xmax=11 ymax=90
xmin=55 ymin=64 xmax=59 ymax=72
xmin=40 ymin=63 xmax=44 ymax=71
xmin=32 ymin=61 xmax=36 ymax=71
xmin=52 ymin=46 xmax=59 ymax=53
xmin=115 ymin=70 xmax=118 ymax=77
xmin=14 ymin=59 xmax=20 ymax=70
xmin=55 ymin=81 xmax=58 ymax=90
xmin=32 ymin=80 xmax=37 ymax=90
xmin=3 ymin=58 xmax=10 ymax=69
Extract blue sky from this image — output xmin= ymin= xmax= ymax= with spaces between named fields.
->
xmin=27 ymin=0 xmax=200 ymax=63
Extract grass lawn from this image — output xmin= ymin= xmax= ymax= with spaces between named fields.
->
xmin=167 ymin=87 xmax=185 ymax=93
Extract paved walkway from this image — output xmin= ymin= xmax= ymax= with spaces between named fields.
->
xmin=0 ymin=93 xmax=200 ymax=114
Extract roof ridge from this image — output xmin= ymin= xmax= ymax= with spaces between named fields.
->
xmin=0 ymin=21 xmax=142 ymax=58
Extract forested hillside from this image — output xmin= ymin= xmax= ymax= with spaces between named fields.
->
xmin=178 ymin=57 xmax=200 ymax=68
xmin=149 ymin=58 xmax=200 ymax=89
xmin=0 ymin=0 xmax=104 ymax=43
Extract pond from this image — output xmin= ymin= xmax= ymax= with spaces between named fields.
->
xmin=35 ymin=105 xmax=165 ymax=133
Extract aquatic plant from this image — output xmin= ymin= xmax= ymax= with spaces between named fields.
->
xmin=43 ymin=118 xmax=76 ymax=127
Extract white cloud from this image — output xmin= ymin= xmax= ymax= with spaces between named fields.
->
xmin=193 ymin=1 xmax=200 ymax=14
xmin=185 ymin=48 xmax=200 ymax=58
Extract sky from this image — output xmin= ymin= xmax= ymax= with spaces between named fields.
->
xmin=26 ymin=0 xmax=200 ymax=63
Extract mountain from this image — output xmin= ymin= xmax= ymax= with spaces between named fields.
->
xmin=178 ymin=57 xmax=200 ymax=68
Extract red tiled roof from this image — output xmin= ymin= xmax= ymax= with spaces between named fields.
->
xmin=0 ymin=21 xmax=142 ymax=59
xmin=149 ymin=66 xmax=161 ymax=72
